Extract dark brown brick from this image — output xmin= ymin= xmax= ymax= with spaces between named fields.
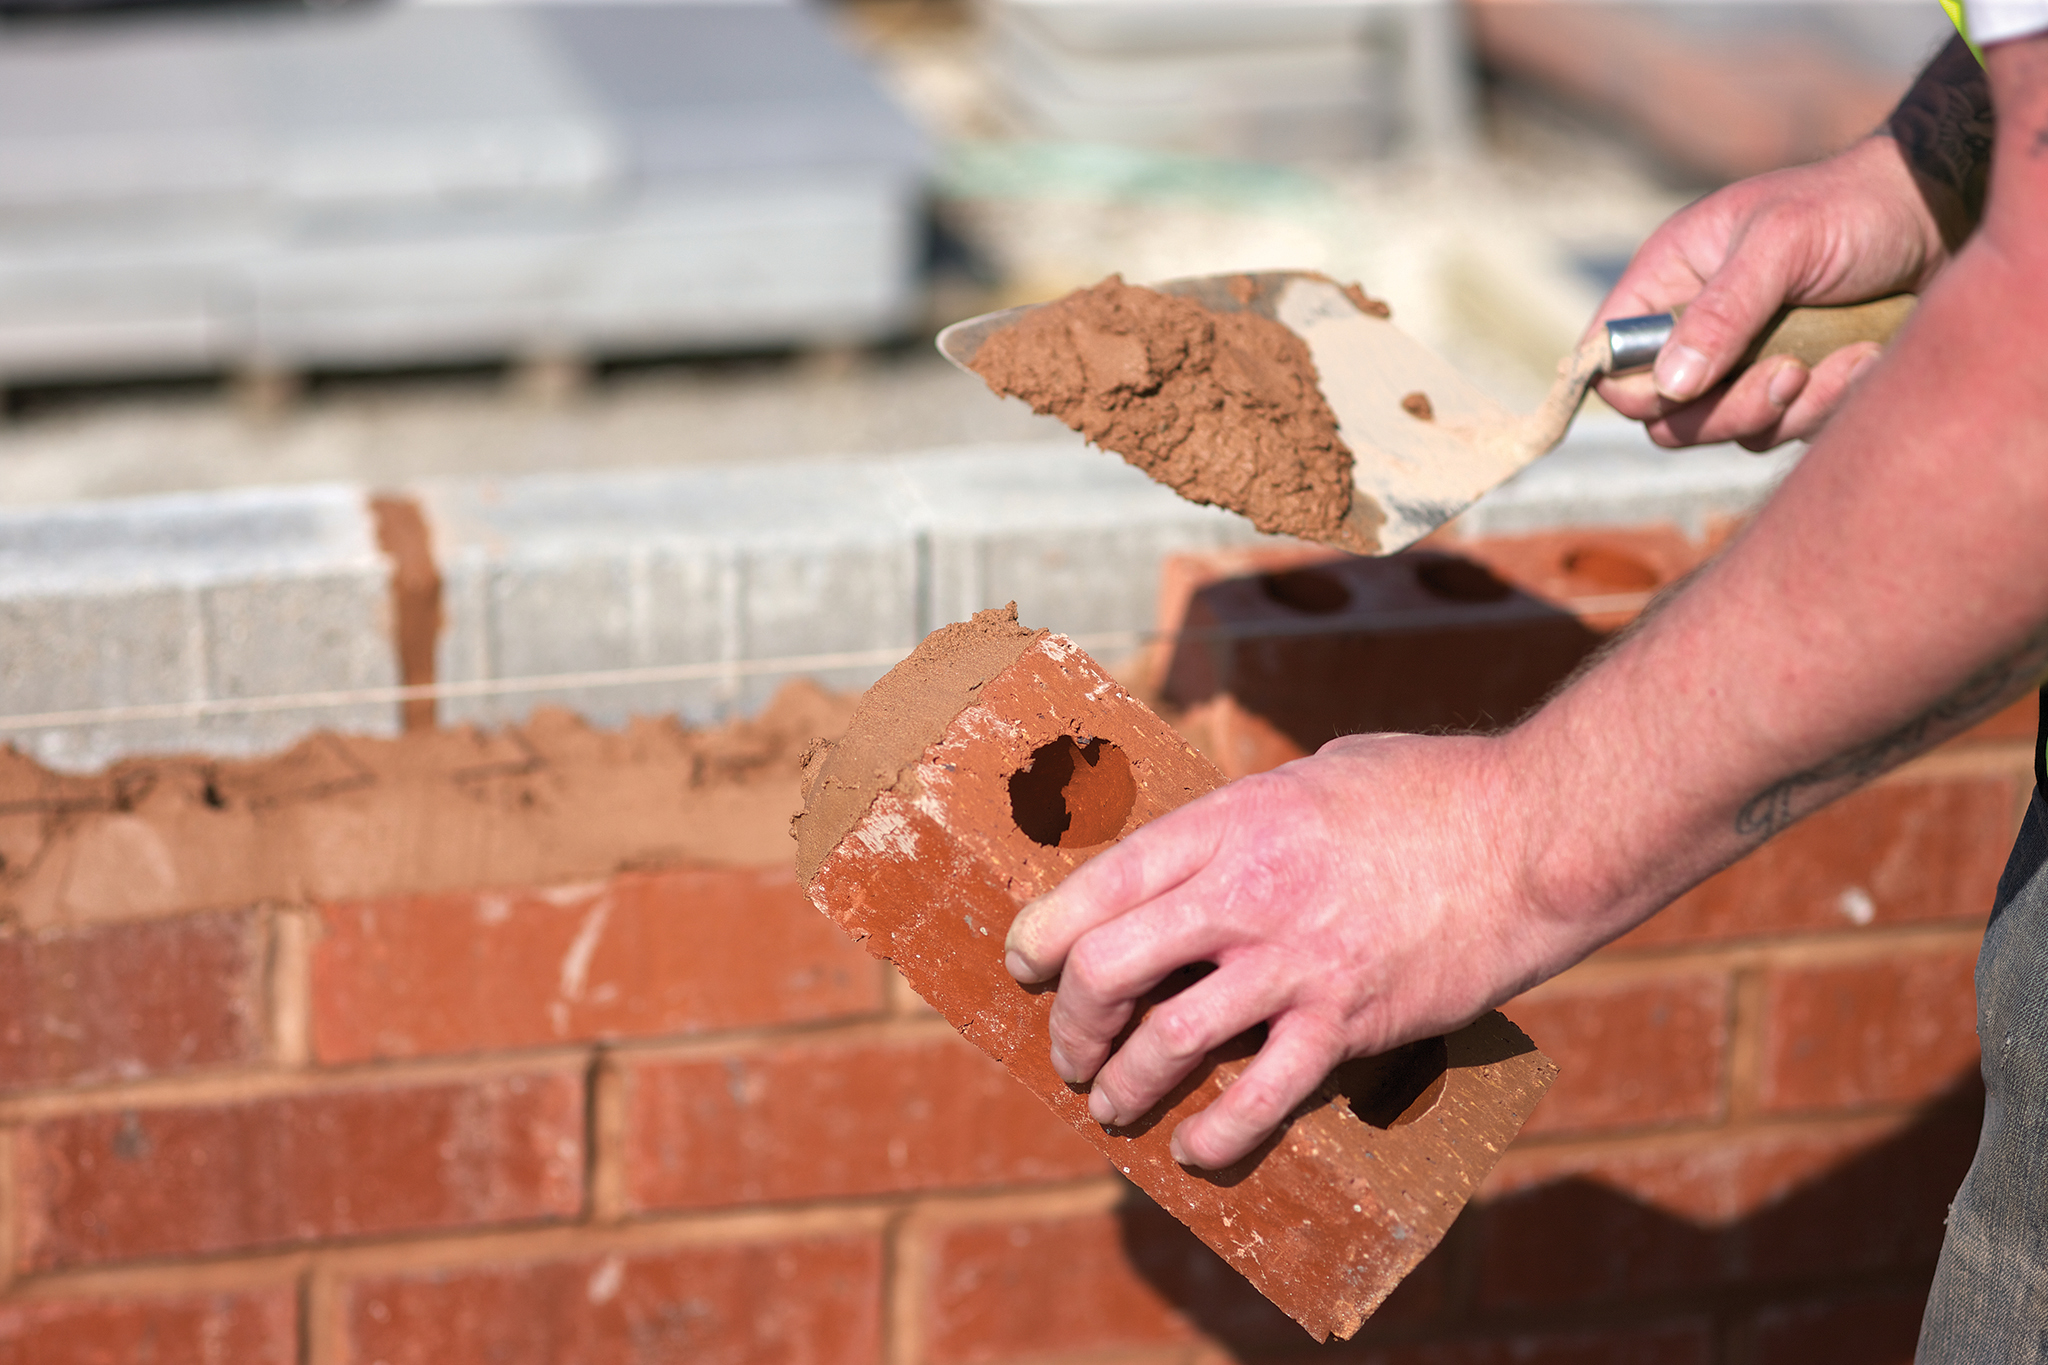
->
xmin=1477 ymin=1087 xmax=1978 ymax=1309
xmin=341 ymin=1235 xmax=883 ymax=1365
xmin=1750 ymin=1289 xmax=1928 ymax=1365
xmin=622 ymin=1030 xmax=1104 ymax=1212
xmin=1153 ymin=529 xmax=1699 ymax=778
xmin=15 ymin=1070 xmax=583 ymax=1271
xmin=0 ymin=911 xmax=266 ymax=1093
xmin=312 ymin=866 xmax=883 ymax=1063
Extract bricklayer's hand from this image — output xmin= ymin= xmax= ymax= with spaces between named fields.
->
xmin=1590 ymin=133 xmax=1954 ymax=451
xmin=1003 ymin=731 xmax=1576 ymax=1170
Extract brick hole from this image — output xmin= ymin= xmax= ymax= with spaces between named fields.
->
xmin=1413 ymin=557 xmax=1514 ymax=603
xmin=1259 ymin=567 xmax=1351 ymax=615
xmin=1324 ymin=1036 xmax=1450 ymax=1129
xmin=1560 ymin=545 xmax=1660 ymax=593
xmin=1010 ymin=736 xmax=1137 ymax=848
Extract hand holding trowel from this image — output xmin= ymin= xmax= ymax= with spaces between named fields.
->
xmin=939 ymin=271 xmax=1914 ymax=554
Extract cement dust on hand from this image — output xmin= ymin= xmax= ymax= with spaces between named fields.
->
xmin=967 ymin=275 xmax=1358 ymax=546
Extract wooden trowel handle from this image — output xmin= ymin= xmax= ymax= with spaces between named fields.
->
xmin=1740 ymin=293 xmax=1917 ymax=369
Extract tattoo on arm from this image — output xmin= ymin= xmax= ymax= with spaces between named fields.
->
xmin=1735 ymin=622 xmax=2048 ymax=841
xmin=1882 ymin=34 xmax=1996 ymax=236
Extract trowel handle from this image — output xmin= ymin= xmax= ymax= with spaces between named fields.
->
xmin=1604 ymin=294 xmax=1917 ymax=375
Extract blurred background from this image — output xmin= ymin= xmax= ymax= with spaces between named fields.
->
xmin=0 ymin=0 xmax=1955 ymax=504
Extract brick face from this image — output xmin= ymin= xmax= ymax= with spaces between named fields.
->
xmin=1612 ymin=775 xmax=2018 ymax=951
xmin=921 ymin=1209 xmax=1200 ymax=1363
xmin=341 ymin=1235 xmax=884 ymax=1365
xmin=312 ymin=866 xmax=883 ymax=1063
xmin=1506 ymin=973 xmax=1729 ymax=1136
xmin=0 ymin=1288 xmax=296 ymax=1365
xmin=0 ymin=910 xmax=266 ymax=1093
xmin=623 ymin=1030 xmax=1103 ymax=1213
xmin=1758 ymin=948 xmax=1980 ymax=1113
xmin=1338 ymin=1321 xmax=1714 ymax=1365
xmin=14 ymin=1070 xmax=584 ymax=1271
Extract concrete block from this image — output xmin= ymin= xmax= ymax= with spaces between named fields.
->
xmin=797 ymin=606 xmax=1555 ymax=1341
xmin=0 ymin=485 xmax=395 ymax=771
xmin=1459 ymin=419 xmax=1798 ymax=539
xmin=893 ymin=442 xmax=1261 ymax=642
xmin=418 ymin=462 xmax=922 ymax=728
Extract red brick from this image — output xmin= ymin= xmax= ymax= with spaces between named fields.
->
xmin=1750 ymin=1289 xmax=1928 ymax=1365
xmin=1154 ymin=530 xmax=1700 ymax=777
xmin=1613 ymin=775 xmax=2019 ymax=950
xmin=312 ymin=866 xmax=882 ymax=1063
xmin=622 ymin=1030 xmax=1103 ymax=1213
xmin=15 ymin=1070 xmax=583 ymax=1271
xmin=342 ymin=1235 xmax=883 ymax=1365
xmin=922 ymin=1209 xmax=1201 ymax=1363
xmin=1757 ymin=948 xmax=1981 ymax=1113
xmin=920 ymin=1198 xmax=1457 ymax=1365
xmin=804 ymin=615 xmax=1555 ymax=1342
xmin=1953 ymin=693 xmax=2037 ymax=746
xmin=1475 ymin=1087 xmax=1978 ymax=1308
xmin=0 ymin=1288 xmax=296 ymax=1365
xmin=0 ymin=911 xmax=266 ymax=1093
xmin=1507 ymin=972 xmax=1729 ymax=1136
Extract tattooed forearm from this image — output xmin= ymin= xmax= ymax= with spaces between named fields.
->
xmin=1736 ymin=621 xmax=2048 ymax=841
xmin=1882 ymin=34 xmax=1996 ymax=237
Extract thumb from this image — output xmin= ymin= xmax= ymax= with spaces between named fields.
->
xmin=1653 ymin=246 xmax=1801 ymax=404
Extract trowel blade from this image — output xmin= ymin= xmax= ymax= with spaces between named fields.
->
xmin=936 ymin=271 xmax=1531 ymax=556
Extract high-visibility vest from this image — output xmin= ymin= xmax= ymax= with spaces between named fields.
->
xmin=1941 ymin=0 xmax=1987 ymax=63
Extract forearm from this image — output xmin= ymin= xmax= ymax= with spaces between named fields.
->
xmin=1881 ymin=32 xmax=1997 ymax=243
xmin=1511 ymin=36 xmax=2048 ymax=953
xmin=1507 ymin=40 xmax=2048 ymax=961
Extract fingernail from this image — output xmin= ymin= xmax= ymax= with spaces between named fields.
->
xmin=1169 ymin=1129 xmax=1194 ymax=1166
xmin=1766 ymin=359 xmax=1808 ymax=409
xmin=1048 ymin=1040 xmax=1081 ymax=1084
xmin=1004 ymin=950 xmax=1033 ymax=982
xmin=1088 ymin=1088 xmax=1118 ymax=1127
xmin=1846 ymin=350 xmax=1882 ymax=385
xmin=1653 ymin=344 xmax=1710 ymax=402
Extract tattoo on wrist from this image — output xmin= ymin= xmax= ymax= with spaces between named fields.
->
xmin=1736 ymin=622 xmax=2048 ymax=841
xmin=1883 ymin=34 xmax=1995 ymax=231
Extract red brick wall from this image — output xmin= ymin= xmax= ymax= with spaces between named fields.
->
xmin=0 ymin=524 xmax=2020 ymax=1364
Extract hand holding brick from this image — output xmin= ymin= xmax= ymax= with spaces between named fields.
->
xmin=798 ymin=605 xmax=1555 ymax=1342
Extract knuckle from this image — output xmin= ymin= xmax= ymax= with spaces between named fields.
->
xmin=1148 ymin=1004 xmax=1214 ymax=1065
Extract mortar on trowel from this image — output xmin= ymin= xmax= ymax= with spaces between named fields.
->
xmin=795 ymin=604 xmax=1557 ymax=1341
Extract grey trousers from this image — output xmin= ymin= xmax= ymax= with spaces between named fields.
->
xmin=1918 ymin=789 xmax=2048 ymax=1361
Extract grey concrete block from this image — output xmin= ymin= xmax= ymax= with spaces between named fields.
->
xmin=891 ymin=442 xmax=1261 ymax=641
xmin=1458 ymin=419 xmax=1798 ymax=540
xmin=418 ymin=460 xmax=922 ymax=728
xmin=0 ymin=484 xmax=396 ymax=772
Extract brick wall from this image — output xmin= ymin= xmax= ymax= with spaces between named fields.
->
xmin=0 ymin=522 xmax=2019 ymax=1364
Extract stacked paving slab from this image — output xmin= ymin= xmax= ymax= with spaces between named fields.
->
xmin=0 ymin=0 xmax=928 ymax=384
xmin=982 ymin=0 xmax=1475 ymax=159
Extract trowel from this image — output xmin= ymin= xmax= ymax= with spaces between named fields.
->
xmin=937 ymin=271 xmax=1914 ymax=555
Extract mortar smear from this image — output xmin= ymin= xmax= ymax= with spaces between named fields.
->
xmin=969 ymin=275 xmax=1355 ymax=544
